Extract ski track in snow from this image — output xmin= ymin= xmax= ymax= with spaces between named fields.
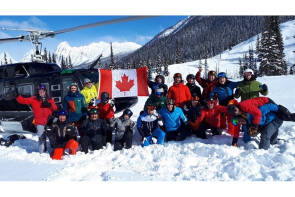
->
xmin=1 ymin=20 xmax=295 ymax=181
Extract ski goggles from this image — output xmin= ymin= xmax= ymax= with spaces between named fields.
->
xmin=37 ymin=85 xmax=47 ymax=90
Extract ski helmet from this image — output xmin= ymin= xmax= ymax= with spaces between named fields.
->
xmin=166 ymin=98 xmax=175 ymax=105
xmin=123 ymin=108 xmax=133 ymax=118
xmin=58 ymin=110 xmax=67 ymax=116
xmin=173 ymin=73 xmax=182 ymax=79
xmin=37 ymin=84 xmax=47 ymax=91
xmin=217 ymin=72 xmax=227 ymax=79
xmin=101 ymin=92 xmax=110 ymax=102
xmin=205 ymin=97 xmax=214 ymax=104
xmin=243 ymin=68 xmax=254 ymax=75
xmin=186 ymin=74 xmax=195 ymax=81
xmin=227 ymin=104 xmax=239 ymax=116
xmin=208 ymin=70 xmax=217 ymax=78
xmin=70 ymin=82 xmax=78 ymax=88
xmin=84 ymin=78 xmax=91 ymax=84
xmin=89 ymin=108 xmax=99 ymax=115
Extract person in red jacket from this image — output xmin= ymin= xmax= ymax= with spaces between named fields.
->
xmin=16 ymin=84 xmax=58 ymax=153
xmin=189 ymin=97 xmax=227 ymax=139
xmin=195 ymin=68 xmax=217 ymax=100
xmin=96 ymin=92 xmax=115 ymax=145
xmin=167 ymin=73 xmax=191 ymax=108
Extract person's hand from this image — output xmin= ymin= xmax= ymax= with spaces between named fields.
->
xmin=151 ymin=137 xmax=157 ymax=144
xmin=158 ymin=120 xmax=164 ymax=126
xmin=249 ymin=125 xmax=259 ymax=137
xmin=109 ymin=99 xmax=115 ymax=107
xmin=261 ymin=84 xmax=268 ymax=92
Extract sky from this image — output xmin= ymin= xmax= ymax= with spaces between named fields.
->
xmin=0 ymin=16 xmax=187 ymax=61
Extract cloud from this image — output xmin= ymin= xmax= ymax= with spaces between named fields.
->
xmin=0 ymin=16 xmax=48 ymax=31
xmin=135 ymin=35 xmax=153 ymax=44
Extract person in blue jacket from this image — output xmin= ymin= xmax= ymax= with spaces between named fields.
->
xmin=229 ymin=99 xmax=295 ymax=150
xmin=63 ymin=83 xmax=88 ymax=124
xmin=158 ymin=98 xmax=189 ymax=141
xmin=210 ymin=72 xmax=241 ymax=135
xmin=136 ymin=103 xmax=166 ymax=147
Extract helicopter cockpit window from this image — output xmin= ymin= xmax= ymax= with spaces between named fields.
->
xmin=15 ymin=65 xmax=29 ymax=78
xmin=17 ymin=84 xmax=33 ymax=97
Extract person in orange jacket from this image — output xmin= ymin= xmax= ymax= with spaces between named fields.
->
xmin=167 ymin=73 xmax=191 ymax=108
xmin=16 ymin=84 xmax=58 ymax=153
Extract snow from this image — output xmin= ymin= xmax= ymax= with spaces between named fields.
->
xmin=0 ymin=51 xmax=16 ymax=64
xmin=1 ymin=19 xmax=295 ymax=182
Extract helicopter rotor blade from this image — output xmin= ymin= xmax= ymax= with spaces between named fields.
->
xmin=42 ymin=16 xmax=156 ymax=37
xmin=0 ymin=36 xmax=25 ymax=43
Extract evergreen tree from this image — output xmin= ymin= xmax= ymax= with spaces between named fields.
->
xmin=9 ymin=58 xmax=12 ymax=64
xmin=61 ymin=56 xmax=66 ymax=70
xmin=68 ymin=56 xmax=73 ymax=69
xmin=52 ymin=53 xmax=56 ymax=63
xmin=48 ymin=52 xmax=52 ymax=63
xmin=255 ymin=34 xmax=260 ymax=56
xmin=175 ymin=40 xmax=182 ymax=64
xmin=248 ymin=46 xmax=257 ymax=73
xmin=155 ymin=52 xmax=162 ymax=75
xmin=43 ymin=48 xmax=48 ymax=62
xmin=3 ymin=52 xmax=8 ymax=65
xmin=110 ymin=42 xmax=115 ymax=69
xmin=259 ymin=16 xmax=287 ymax=76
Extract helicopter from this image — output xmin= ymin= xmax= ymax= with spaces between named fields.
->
xmin=0 ymin=16 xmax=153 ymax=135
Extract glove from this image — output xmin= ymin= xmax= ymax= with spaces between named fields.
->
xmin=151 ymin=137 xmax=157 ymax=144
xmin=261 ymin=84 xmax=268 ymax=92
xmin=41 ymin=100 xmax=51 ymax=108
xmin=158 ymin=120 xmax=164 ymax=126
xmin=109 ymin=99 xmax=115 ymax=107
xmin=249 ymin=125 xmax=259 ymax=137
xmin=234 ymin=88 xmax=241 ymax=96
xmin=183 ymin=104 xmax=189 ymax=112
xmin=142 ymin=137 xmax=147 ymax=144
xmin=88 ymin=98 xmax=95 ymax=107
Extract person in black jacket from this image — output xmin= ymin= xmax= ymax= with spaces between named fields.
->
xmin=148 ymin=75 xmax=168 ymax=96
xmin=79 ymin=108 xmax=107 ymax=154
xmin=45 ymin=110 xmax=79 ymax=160
xmin=186 ymin=74 xmax=201 ymax=99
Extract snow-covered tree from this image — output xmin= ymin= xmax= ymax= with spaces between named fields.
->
xmin=259 ymin=16 xmax=287 ymax=76
xmin=109 ymin=42 xmax=115 ymax=69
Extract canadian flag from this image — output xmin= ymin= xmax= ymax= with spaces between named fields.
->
xmin=98 ymin=67 xmax=149 ymax=98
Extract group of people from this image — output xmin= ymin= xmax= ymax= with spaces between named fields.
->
xmin=14 ymin=68 xmax=295 ymax=160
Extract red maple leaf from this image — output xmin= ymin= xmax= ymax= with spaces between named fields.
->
xmin=115 ymin=74 xmax=134 ymax=92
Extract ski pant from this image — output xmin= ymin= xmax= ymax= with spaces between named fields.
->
xmin=80 ymin=134 xmax=104 ymax=154
xmin=142 ymin=128 xmax=165 ymax=147
xmin=36 ymin=125 xmax=46 ymax=153
xmin=196 ymin=122 xmax=220 ymax=139
xmin=105 ymin=119 xmax=113 ymax=145
xmin=242 ymin=124 xmax=251 ymax=143
xmin=51 ymin=139 xmax=79 ymax=160
xmin=259 ymin=118 xmax=283 ymax=150
xmin=114 ymin=129 xmax=133 ymax=151
xmin=165 ymin=123 xmax=190 ymax=142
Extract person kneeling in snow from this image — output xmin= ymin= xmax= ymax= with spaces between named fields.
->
xmin=45 ymin=110 xmax=79 ymax=160
xmin=158 ymin=98 xmax=189 ymax=141
xmin=227 ymin=97 xmax=295 ymax=149
xmin=137 ymin=104 xmax=166 ymax=147
xmin=80 ymin=108 xmax=107 ymax=154
xmin=110 ymin=109 xmax=135 ymax=151
xmin=189 ymin=97 xmax=227 ymax=139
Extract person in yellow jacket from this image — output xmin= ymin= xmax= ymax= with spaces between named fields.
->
xmin=81 ymin=78 xmax=98 ymax=105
